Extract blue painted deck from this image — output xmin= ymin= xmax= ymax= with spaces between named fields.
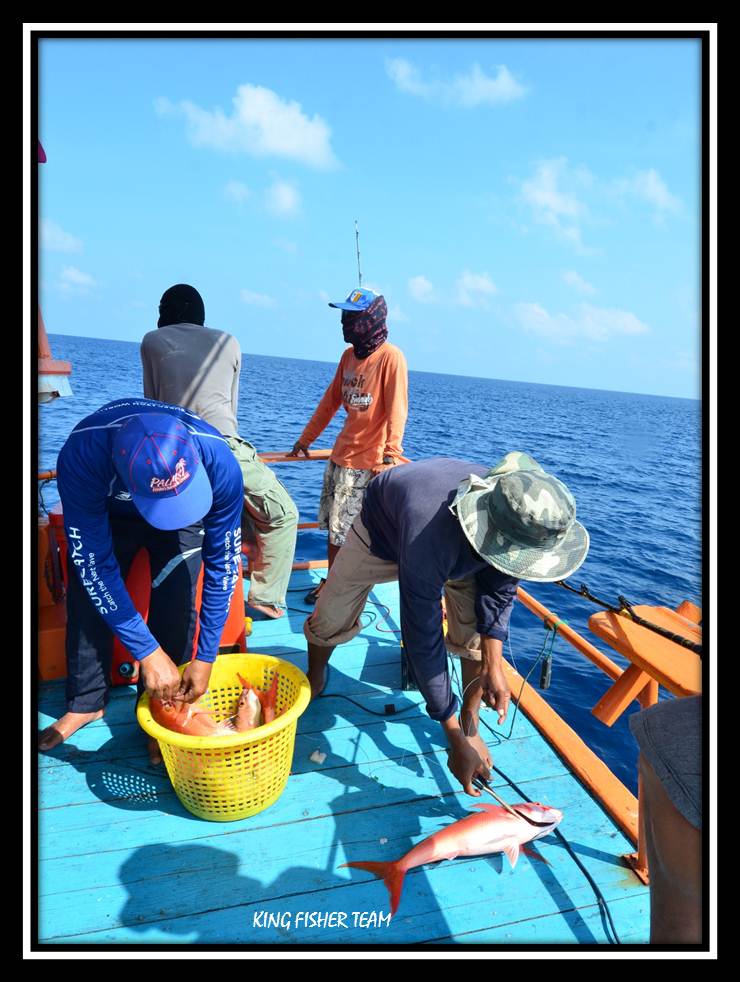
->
xmin=38 ymin=566 xmax=649 ymax=945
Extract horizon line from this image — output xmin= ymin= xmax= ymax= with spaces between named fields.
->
xmin=46 ymin=331 xmax=701 ymax=403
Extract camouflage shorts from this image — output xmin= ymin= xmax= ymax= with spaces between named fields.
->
xmin=317 ymin=461 xmax=374 ymax=546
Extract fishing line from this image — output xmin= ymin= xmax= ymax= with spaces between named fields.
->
xmin=451 ymin=628 xmax=552 ymax=744
xmin=316 ymin=664 xmax=419 ymax=718
xmin=479 ymin=731 xmax=624 ymax=946
xmin=556 ymin=579 xmax=701 ymax=655
xmin=455 ymin=634 xmax=623 ymax=945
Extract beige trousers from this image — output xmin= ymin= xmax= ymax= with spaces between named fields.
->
xmin=304 ymin=515 xmax=484 ymax=660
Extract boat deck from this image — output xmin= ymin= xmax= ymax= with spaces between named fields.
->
xmin=38 ymin=566 xmax=649 ymax=946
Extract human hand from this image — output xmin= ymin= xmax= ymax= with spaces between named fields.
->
xmin=288 ymin=441 xmax=309 ymax=458
xmin=371 ymin=456 xmax=396 ymax=476
xmin=480 ymin=660 xmax=511 ymax=725
xmin=178 ymin=659 xmax=213 ymax=703
xmin=139 ymin=646 xmax=181 ymax=701
xmin=445 ymin=729 xmax=491 ymax=796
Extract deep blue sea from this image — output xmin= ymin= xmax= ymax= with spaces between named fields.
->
xmin=38 ymin=334 xmax=702 ymax=795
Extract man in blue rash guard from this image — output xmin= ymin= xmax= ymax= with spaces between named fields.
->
xmin=304 ymin=452 xmax=590 ymax=796
xmin=38 ymin=399 xmax=244 ymax=764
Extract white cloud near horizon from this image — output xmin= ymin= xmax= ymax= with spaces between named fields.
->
xmin=563 ymin=270 xmax=597 ymax=296
xmin=240 ymin=289 xmax=277 ymax=308
xmin=514 ymin=301 xmax=649 ymax=345
xmin=386 ymin=58 xmax=527 ymax=107
xmin=155 ymin=85 xmax=338 ymax=170
xmin=265 ymin=178 xmax=301 ymax=217
xmin=389 ymin=304 xmax=409 ymax=323
xmin=456 ymin=270 xmax=498 ymax=307
xmin=224 ymin=180 xmax=251 ymax=204
xmin=613 ymin=168 xmax=681 ymax=215
xmin=408 ymin=275 xmax=436 ymax=303
xmin=41 ymin=219 xmax=82 ymax=253
xmin=58 ymin=266 xmax=96 ymax=295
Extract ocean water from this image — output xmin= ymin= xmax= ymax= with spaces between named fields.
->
xmin=38 ymin=334 xmax=702 ymax=794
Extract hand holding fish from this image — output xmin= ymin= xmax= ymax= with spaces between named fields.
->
xmin=139 ymin=646 xmax=182 ymax=702
xmin=443 ymin=721 xmax=491 ymax=796
xmin=178 ymin=658 xmax=213 ymax=703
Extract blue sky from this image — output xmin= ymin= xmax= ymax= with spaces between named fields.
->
xmin=38 ymin=35 xmax=702 ymax=398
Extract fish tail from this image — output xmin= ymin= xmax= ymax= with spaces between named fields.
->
xmin=340 ymin=861 xmax=406 ymax=917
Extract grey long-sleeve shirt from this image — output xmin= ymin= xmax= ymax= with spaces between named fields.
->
xmin=141 ymin=322 xmax=241 ymax=437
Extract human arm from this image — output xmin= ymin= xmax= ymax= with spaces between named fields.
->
xmin=398 ymin=569 xmax=491 ymax=794
xmin=186 ymin=440 xmax=245 ymax=697
xmin=231 ymin=341 xmax=241 ymax=425
xmin=381 ymin=347 xmax=408 ymax=464
xmin=291 ymin=358 xmax=344 ymax=451
xmin=473 ymin=569 xmax=519 ymax=723
xmin=141 ymin=334 xmax=156 ymax=400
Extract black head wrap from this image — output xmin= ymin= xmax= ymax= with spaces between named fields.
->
xmin=341 ymin=295 xmax=388 ymax=359
xmin=157 ymin=284 xmax=205 ymax=328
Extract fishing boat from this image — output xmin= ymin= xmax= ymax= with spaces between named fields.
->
xmin=35 ymin=330 xmax=704 ymax=947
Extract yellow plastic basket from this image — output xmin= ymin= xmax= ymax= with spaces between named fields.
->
xmin=136 ymin=652 xmax=310 ymax=822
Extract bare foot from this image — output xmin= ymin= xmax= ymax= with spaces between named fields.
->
xmin=459 ymin=710 xmax=492 ymax=768
xmin=248 ymin=602 xmax=285 ymax=620
xmin=38 ymin=709 xmax=104 ymax=752
xmin=147 ymin=737 xmax=163 ymax=766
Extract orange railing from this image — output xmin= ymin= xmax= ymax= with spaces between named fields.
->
xmin=38 ymin=451 xmax=650 ymax=878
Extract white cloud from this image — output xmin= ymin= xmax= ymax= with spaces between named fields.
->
xmin=390 ymin=304 xmax=409 ymax=323
xmin=224 ymin=180 xmax=251 ymax=204
xmin=265 ymin=178 xmax=301 ymax=217
xmin=58 ymin=266 xmax=96 ymax=295
xmin=520 ymin=158 xmax=590 ymax=250
xmin=408 ymin=275 xmax=436 ymax=303
xmin=240 ymin=289 xmax=276 ymax=308
xmin=613 ymin=168 xmax=680 ymax=215
xmin=386 ymin=58 xmax=527 ymax=107
xmin=562 ymin=270 xmax=597 ymax=296
xmin=318 ymin=289 xmax=331 ymax=303
xmin=514 ymin=301 xmax=649 ymax=345
xmin=41 ymin=220 xmax=82 ymax=253
xmin=153 ymin=96 xmax=175 ymax=116
xmin=160 ymin=84 xmax=338 ymax=169
xmin=456 ymin=270 xmax=497 ymax=307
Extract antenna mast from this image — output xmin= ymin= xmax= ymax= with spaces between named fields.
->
xmin=354 ymin=219 xmax=362 ymax=287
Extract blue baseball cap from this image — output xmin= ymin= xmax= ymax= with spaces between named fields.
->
xmin=328 ymin=287 xmax=378 ymax=311
xmin=112 ymin=414 xmax=213 ymax=530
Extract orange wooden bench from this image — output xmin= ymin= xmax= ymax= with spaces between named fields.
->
xmin=588 ymin=603 xmax=702 ymax=726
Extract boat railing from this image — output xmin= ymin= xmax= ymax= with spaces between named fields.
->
xmin=37 ymin=450 xmax=653 ymax=880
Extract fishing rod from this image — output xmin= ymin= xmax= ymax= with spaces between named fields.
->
xmin=354 ymin=219 xmax=362 ymax=287
xmin=555 ymin=580 xmax=702 ymax=655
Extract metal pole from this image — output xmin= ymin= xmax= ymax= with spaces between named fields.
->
xmin=354 ymin=219 xmax=362 ymax=287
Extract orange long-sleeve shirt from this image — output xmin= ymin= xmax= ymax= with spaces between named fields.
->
xmin=299 ymin=342 xmax=409 ymax=470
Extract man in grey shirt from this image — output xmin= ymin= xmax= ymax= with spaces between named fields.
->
xmin=141 ymin=284 xmax=299 ymax=618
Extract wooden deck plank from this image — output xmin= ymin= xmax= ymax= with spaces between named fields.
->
xmin=38 ymin=568 xmax=648 ymax=945
xmin=38 ymin=738 xmax=570 ymax=859
xmin=39 ymin=772 xmax=645 ymax=943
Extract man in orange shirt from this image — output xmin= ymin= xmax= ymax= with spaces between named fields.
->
xmin=289 ymin=288 xmax=409 ymax=601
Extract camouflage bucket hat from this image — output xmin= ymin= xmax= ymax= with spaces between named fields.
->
xmin=449 ymin=451 xmax=590 ymax=582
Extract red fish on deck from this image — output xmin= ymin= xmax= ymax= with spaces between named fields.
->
xmin=340 ymin=801 xmax=563 ymax=917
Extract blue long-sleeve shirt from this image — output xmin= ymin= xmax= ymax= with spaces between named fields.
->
xmin=56 ymin=398 xmax=244 ymax=663
xmin=360 ymin=458 xmax=519 ymax=721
